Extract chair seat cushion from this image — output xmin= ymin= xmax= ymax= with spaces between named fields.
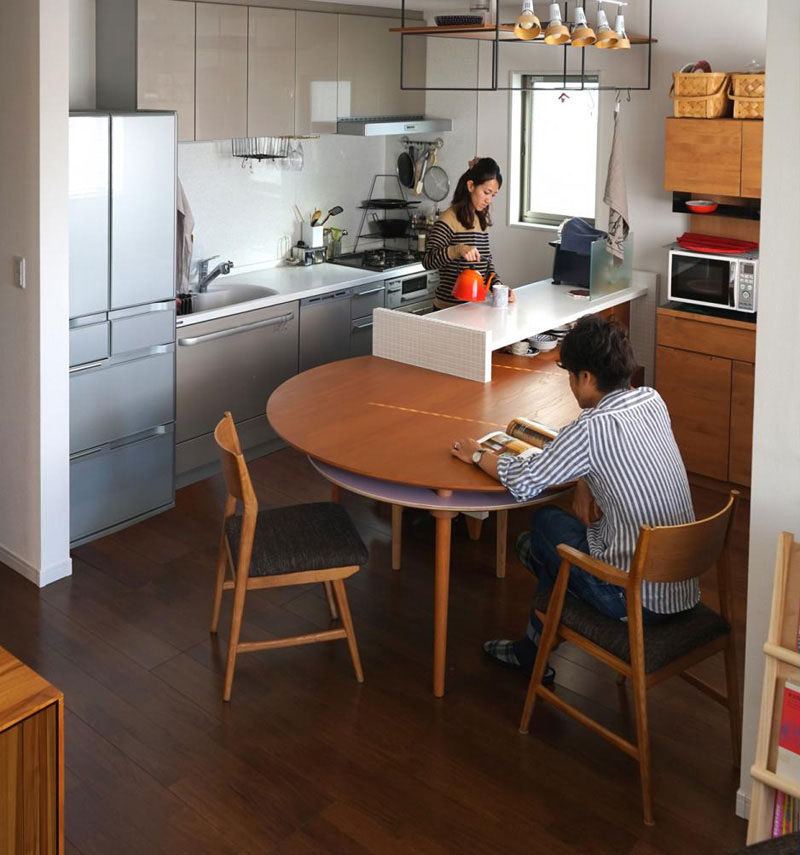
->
xmin=226 ymin=502 xmax=368 ymax=577
xmin=533 ymin=588 xmax=730 ymax=674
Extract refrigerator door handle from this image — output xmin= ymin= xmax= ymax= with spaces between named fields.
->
xmin=178 ymin=313 xmax=294 ymax=346
xmin=69 ymin=360 xmax=108 ymax=374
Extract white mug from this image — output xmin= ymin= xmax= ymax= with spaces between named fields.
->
xmin=492 ymin=283 xmax=509 ymax=308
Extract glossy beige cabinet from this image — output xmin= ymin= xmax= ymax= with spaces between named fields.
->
xmin=137 ymin=0 xmax=196 ymax=141
xmin=195 ymin=3 xmax=248 ymax=141
xmin=248 ymin=8 xmax=296 ymax=137
xmin=296 ymin=11 xmax=339 ymax=135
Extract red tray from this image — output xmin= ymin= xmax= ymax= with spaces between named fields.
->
xmin=677 ymin=232 xmax=759 ymax=254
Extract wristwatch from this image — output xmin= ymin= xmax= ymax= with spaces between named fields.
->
xmin=472 ymin=448 xmax=487 ymax=466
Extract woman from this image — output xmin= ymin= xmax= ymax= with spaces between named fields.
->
xmin=423 ymin=157 xmax=510 ymax=309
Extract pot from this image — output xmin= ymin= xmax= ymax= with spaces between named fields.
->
xmin=370 ymin=214 xmax=409 ymax=238
xmin=452 ymin=269 xmax=495 ymax=302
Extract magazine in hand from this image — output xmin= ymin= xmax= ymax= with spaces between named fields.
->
xmin=476 ymin=417 xmax=558 ymax=459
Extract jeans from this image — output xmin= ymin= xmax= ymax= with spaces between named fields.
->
xmin=521 ymin=506 xmax=669 ymax=644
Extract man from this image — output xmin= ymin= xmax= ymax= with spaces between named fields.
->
xmin=450 ymin=315 xmax=696 ymax=683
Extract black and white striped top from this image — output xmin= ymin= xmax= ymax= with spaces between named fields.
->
xmin=422 ymin=208 xmax=499 ymax=307
xmin=496 ymin=387 xmax=698 ymax=614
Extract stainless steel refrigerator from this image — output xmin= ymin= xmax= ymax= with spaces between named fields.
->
xmin=68 ymin=111 xmax=176 ymax=546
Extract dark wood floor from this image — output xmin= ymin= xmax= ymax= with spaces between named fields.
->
xmin=0 ymin=448 xmax=748 ymax=854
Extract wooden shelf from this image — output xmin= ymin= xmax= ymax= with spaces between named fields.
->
xmin=672 ymin=192 xmax=761 ymax=222
xmin=389 ymin=24 xmax=655 ymax=44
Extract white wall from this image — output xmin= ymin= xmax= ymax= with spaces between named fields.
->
xmin=411 ymin=0 xmax=766 ymax=377
xmin=69 ymin=0 xmax=96 ymax=109
xmin=178 ymin=135 xmax=390 ymax=273
xmin=738 ymin=0 xmax=800 ymax=817
xmin=0 ymin=0 xmax=71 ymax=586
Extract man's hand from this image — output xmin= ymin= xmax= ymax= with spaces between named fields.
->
xmin=572 ymin=478 xmax=602 ymax=526
xmin=451 ymin=437 xmax=481 ymax=464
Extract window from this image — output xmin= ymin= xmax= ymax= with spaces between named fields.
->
xmin=518 ymin=75 xmax=599 ymax=227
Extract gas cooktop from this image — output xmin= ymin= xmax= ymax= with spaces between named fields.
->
xmin=329 ymin=248 xmax=422 ymax=272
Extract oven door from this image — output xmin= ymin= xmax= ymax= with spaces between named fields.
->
xmin=394 ymin=298 xmax=436 ymax=316
xmin=386 ymin=272 xmax=431 ymax=308
xmin=669 ymin=251 xmax=734 ymax=309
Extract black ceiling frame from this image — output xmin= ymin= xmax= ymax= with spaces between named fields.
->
xmin=398 ymin=0 xmax=653 ymax=92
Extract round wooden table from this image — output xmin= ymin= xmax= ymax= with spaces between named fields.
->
xmin=267 ymin=353 xmax=580 ymax=697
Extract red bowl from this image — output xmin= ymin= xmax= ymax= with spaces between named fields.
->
xmin=686 ymin=199 xmax=718 ymax=214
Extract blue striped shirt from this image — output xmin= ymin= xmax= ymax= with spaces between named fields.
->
xmin=496 ymin=387 xmax=697 ymax=613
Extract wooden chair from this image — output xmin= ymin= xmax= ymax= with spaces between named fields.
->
xmin=211 ymin=412 xmax=367 ymax=701
xmin=519 ymin=491 xmax=741 ymax=825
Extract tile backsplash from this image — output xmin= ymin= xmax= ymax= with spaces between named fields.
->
xmin=178 ymin=135 xmax=392 ymax=278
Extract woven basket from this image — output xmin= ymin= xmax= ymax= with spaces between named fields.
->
xmin=730 ymin=72 xmax=765 ymax=119
xmin=670 ymin=72 xmax=731 ymax=118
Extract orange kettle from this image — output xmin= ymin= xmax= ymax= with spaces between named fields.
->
xmin=452 ymin=269 xmax=495 ymax=302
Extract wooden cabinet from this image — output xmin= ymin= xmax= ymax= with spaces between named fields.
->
xmin=195 ymin=3 xmax=248 ymax=141
xmin=656 ymin=307 xmax=756 ymax=486
xmin=295 ymin=12 xmax=340 ymax=136
xmin=137 ymin=0 xmax=196 ymax=142
xmin=664 ymin=118 xmax=763 ymax=198
xmin=0 ymin=648 xmax=63 ymax=854
xmin=248 ymin=8 xmax=296 ymax=137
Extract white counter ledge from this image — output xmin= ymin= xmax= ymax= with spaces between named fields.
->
xmin=433 ymin=273 xmax=650 ymax=351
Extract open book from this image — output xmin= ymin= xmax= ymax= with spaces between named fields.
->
xmin=477 ymin=417 xmax=558 ymax=460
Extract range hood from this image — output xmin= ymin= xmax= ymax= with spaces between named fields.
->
xmin=337 ymin=116 xmax=452 ymax=136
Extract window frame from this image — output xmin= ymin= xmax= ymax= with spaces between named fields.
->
xmin=518 ymin=73 xmax=600 ymax=228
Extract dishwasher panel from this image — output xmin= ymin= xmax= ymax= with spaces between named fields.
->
xmin=299 ymin=290 xmax=351 ymax=372
xmin=176 ymin=302 xmax=299 ymax=444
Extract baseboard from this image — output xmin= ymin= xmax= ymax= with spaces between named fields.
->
xmin=0 ymin=543 xmax=72 ymax=588
xmin=736 ymin=786 xmax=751 ymax=820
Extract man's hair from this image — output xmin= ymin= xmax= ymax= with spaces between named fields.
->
xmin=559 ymin=315 xmax=636 ymax=393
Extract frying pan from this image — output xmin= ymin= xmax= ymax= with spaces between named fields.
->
xmin=397 ymin=151 xmax=415 ymax=189
xmin=370 ymin=214 xmax=409 ymax=237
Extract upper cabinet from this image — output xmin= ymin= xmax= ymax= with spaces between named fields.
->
xmin=195 ymin=3 xmax=248 ymax=141
xmin=296 ymin=12 xmax=339 ymax=136
xmin=137 ymin=0 xmax=196 ymax=142
xmin=664 ymin=118 xmax=763 ymax=198
xmin=248 ymin=8 xmax=296 ymax=137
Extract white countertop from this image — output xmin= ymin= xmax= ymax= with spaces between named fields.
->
xmin=434 ymin=274 xmax=650 ymax=350
xmin=176 ymin=261 xmax=424 ymax=326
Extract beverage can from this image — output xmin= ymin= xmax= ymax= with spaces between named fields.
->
xmin=491 ymin=283 xmax=509 ymax=308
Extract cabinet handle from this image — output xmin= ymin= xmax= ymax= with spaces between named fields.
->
xmin=178 ymin=313 xmax=294 ymax=346
xmin=351 ymin=320 xmax=374 ymax=331
xmin=353 ymin=287 xmax=384 ymax=298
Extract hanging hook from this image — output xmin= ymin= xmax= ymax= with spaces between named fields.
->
xmin=558 ymin=92 xmax=570 ymax=103
xmin=627 ymin=88 xmax=632 ymax=102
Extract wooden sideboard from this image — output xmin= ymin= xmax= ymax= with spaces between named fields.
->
xmin=0 ymin=647 xmax=64 ymax=854
xmin=656 ymin=306 xmax=755 ymax=487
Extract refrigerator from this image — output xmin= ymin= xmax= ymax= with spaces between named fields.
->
xmin=68 ymin=111 xmax=177 ymax=546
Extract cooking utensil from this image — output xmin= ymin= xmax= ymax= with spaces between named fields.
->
xmin=360 ymin=199 xmax=421 ymax=209
xmin=310 ymin=209 xmax=322 ymax=226
xmin=423 ymin=166 xmax=450 ymax=202
xmin=397 ymin=151 xmax=415 ymax=189
xmin=414 ymin=149 xmax=431 ymax=196
xmin=452 ymin=269 xmax=495 ymax=302
xmin=317 ymin=205 xmax=343 ymax=226
xmin=293 ymin=204 xmax=304 ymax=223
xmin=370 ymin=214 xmax=409 ymax=238
xmin=685 ymin=199 xmax=718 ymax=214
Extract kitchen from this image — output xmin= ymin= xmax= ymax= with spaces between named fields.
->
xmin=2 ymin=0 xmax=799 ymax=852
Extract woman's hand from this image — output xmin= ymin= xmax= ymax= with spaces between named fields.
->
xmin=508 ymin=288 xmax=516 ymax=303
xmin=572 ymin=478 xmax=602 ymax=526
xmin=451 ymin=437 xmax=481 ymax=464
xmin=451 ymin=244 xmax=481 ymax=263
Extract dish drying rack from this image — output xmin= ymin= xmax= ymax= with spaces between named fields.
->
xmin=231 ymin=135 xmax=319 ymax=163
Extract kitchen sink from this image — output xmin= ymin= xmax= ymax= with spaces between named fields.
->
xmin=177 ymin=283 xmax=278 ymax=315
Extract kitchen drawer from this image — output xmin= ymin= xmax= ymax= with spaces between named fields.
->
xmin=69 ymin=318 xmax=109 ymax=367
xmin=350 ymin=283 xmax=385 ymax=319
xmin=70 ymin=425 xmax=174 ymax=544
xmin=110 ymin=301 xmax=175 ymax=354
xmin=657 ymin=311 xmax=756 ymax=362
xmin=70 ymin=346 xmax=175 ymax=454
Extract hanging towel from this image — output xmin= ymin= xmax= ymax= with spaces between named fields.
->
xmin=176 ymin=178 xmax=195 ymax=295
xmin=603 ymin=101 xmax=629 ymax=263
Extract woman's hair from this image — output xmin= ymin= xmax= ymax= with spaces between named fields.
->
xmin=559 ymin=315 xmax=637 ymax=393
xmin=451 ymin=158 xmax=503 ymax=230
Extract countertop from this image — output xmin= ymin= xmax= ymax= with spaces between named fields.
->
xmin=433 ymin=273 xmax=650 ymax=350
xmin=175 ymin=261 xmax=425 ymax=327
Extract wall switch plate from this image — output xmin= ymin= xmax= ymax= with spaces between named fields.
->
xmin=14 ymin=257 xmax=25 ymax=289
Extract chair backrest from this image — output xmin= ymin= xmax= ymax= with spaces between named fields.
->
xmin=632 ymin=491 xmax=739 ymax=585
xmin=213 ymin=412 xmax=258 ymax=516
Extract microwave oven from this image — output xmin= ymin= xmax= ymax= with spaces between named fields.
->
xmin=667 ymin=247 xmax=758 ymax=313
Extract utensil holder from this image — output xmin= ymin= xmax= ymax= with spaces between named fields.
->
xmin=302 ymin=224 xmax=324 ymax=248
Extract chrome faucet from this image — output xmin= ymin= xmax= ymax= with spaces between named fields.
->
xmin=197 ymin=256 xmax=234 ymax=292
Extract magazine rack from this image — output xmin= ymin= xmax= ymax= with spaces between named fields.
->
xmin=747 ymin=532 xmax=800 ymax=844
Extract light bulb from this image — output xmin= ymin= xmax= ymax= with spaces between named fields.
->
xmin=570 ymin=5 xmax=596 ymax=47
xmin=514 ymin=0 xmax=541 ymax=39
xmin=594 ymin=7 xmax=619 ymax=48
xmin=544 ymin=2 xmax=571 ymax=45
xmin=610 ymin=11 xmax=630 ymax=49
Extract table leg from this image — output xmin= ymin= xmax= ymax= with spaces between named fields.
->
xmin=391 ymin=505 xmax=403 ymax=570
xmin=431 ymin=505 xmax=457 ymax=698
xmin=495 ymin=509 xmax=508 ymax=579
xmin=331 ymin=484 xmax=341 ymax=502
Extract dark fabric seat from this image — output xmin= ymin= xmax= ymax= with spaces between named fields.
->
xmin=533 ymin=587 xmax=730 ymax=674
xmin=226 ymin=502 xmax=369 ymax=577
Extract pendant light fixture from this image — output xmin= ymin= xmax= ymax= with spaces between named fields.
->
xmin=594 ymin=3 xmax=619 ymax=48
xmin=570 ymin=5 xmax=597 ymax=47
xmin=544 ymin=3 xmax=571 ymax=44
xmin=610 ymin=3 xmax=631 ymax=49
xmin=514 ymin=0 xmax=541 ymax=40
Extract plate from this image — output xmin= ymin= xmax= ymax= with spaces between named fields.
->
xmin=686 ymin=199 xmax=718 ymax=214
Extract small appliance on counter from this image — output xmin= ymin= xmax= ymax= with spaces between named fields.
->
xmin=668 ymin=241 xmax=758 ymax=314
